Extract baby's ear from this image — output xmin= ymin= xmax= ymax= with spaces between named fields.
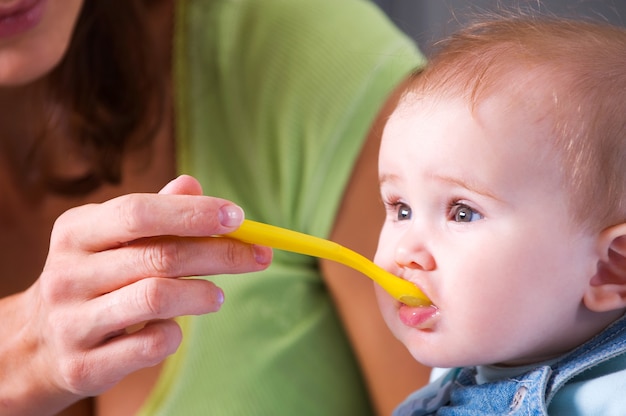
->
xmin=584 ymin=223 xmax=626 ymax=312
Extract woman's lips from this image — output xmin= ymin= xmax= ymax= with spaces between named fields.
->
xmin=398 ymin=303 xmax=439 ymax=329
xmin=0 ymin=0 xmax=45 ymax=39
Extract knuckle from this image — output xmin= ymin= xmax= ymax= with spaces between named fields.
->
xmin=141 ymin=239 xmax=181 ymax=277
xmin=139 ymin=325 xmax=176 ymax=361
xmin=223 ymin=239 xmax=243 ymax=268
xmin=180 ymin=204 xmax=202 ymax=229
xmin=116 ymin=194 xmax=148 ymax=235
xmin=49 ymin=207 xmax=81 ymax=248
xmin=39 ymin=267 xmax=74 ymax=303
xmin=138 ymin=278 xmax=167 ymax=317
xmin=58 ymin=354 xmax=93 ymax=395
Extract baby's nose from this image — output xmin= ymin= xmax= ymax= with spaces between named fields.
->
xmin=394 ymin=229 xmax=436 ymax=271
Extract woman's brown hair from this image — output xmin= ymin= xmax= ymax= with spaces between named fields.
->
xmin=40 ymin=0 xmax=163 ymax=195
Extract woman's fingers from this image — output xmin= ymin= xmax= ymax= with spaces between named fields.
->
xmin=115 ymin=235 xmax=272 ymax=280
xmin=49 ymin=275 xmax=224 ymax=395
xmin=41 ymin=235 xmax=271 ymax=298
xmin=73 ymin=277 xmax=224 ymax=345
xmin=41 ymin=175 xmax=271 ymax=297
xmin=25 ymin=175 xmax=274 ymax=401
xmin=51 ymin=193 xmax=245 ymax=253
xmin=56 ymin=319 xmax=184 ymax=396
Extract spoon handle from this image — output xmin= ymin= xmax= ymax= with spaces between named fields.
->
xmin=224 ymin=220 xmax=429 ymax=306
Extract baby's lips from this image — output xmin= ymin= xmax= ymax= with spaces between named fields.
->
xmin=399 ymin=303 xmax=440 ymax=329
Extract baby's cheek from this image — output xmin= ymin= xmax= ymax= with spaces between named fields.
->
xmin=374 ymin=286 xmax=398 ymax=325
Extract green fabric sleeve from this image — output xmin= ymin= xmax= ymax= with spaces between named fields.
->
xmin=137 ymin=0 xmax=424 ymax=414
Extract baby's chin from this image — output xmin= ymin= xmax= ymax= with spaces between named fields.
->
xmin=401 ymin=337 xmax=497 ymax=370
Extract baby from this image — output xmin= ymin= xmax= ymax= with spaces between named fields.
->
xmin=374 ymin=15 xmax=626 ymax=415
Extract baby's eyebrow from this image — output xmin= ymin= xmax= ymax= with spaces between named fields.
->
xmin=379 ymin=171 xmax=503 ymax=203
xmin=378 ymin=173 xmax=400 ymax=187
xmin=432 ymin=173 xmax=501 ymax=201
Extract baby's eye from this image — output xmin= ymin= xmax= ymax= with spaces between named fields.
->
xmin=381 ymin=194 xmax=412 ymax=221
xmin=450 ymin=203 xmax=482 ymax=223
xmin=397 ymin=203 xmax=412 ymax=221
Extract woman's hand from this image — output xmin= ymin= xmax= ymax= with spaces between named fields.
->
xmin=0 ymin=175 xmax=271 ymax=415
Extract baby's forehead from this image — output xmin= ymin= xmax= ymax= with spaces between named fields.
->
xmin=394 ymin=73 xmax=556 ymax=128
xmin=387 ymin=84 xmax=563 ymax=173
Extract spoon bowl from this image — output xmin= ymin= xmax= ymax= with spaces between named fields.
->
xmin=224 ymin=220 xmax=430 ymax=307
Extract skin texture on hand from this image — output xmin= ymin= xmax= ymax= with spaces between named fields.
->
xmin=0 ymin=175 xmax=271 ymax=415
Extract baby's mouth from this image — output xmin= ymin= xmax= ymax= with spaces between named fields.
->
xmin=398 ymin=303 xmax=439 ymax=329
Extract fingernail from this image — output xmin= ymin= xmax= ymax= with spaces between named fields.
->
xmin=219 ymin=204 xmax=244 ymax=227
xmin=216 ymin=288 xmax=225 ymax=306
xmin=253 ymin=245 xmax=272 ymax=265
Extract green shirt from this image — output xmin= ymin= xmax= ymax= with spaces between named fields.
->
xmin=138 ymin=0 xmax=424 ymax=414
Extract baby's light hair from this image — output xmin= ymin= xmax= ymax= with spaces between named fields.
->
xmin=403 ymin=14 xmax=626 ymax=231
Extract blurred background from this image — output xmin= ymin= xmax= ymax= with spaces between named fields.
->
xmin=372 ymin=0 xmax=626 ymax=55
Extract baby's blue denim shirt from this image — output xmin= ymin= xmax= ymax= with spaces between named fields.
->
xmin=394 ymin=313 xmax=626 ymax=415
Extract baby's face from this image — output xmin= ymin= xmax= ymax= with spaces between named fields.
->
xmin=374 ymin=93 xmax=603 ymax=368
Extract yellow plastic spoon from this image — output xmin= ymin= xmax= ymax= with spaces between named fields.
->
xmin=224 ymin=219 xmax=430 ymax=307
